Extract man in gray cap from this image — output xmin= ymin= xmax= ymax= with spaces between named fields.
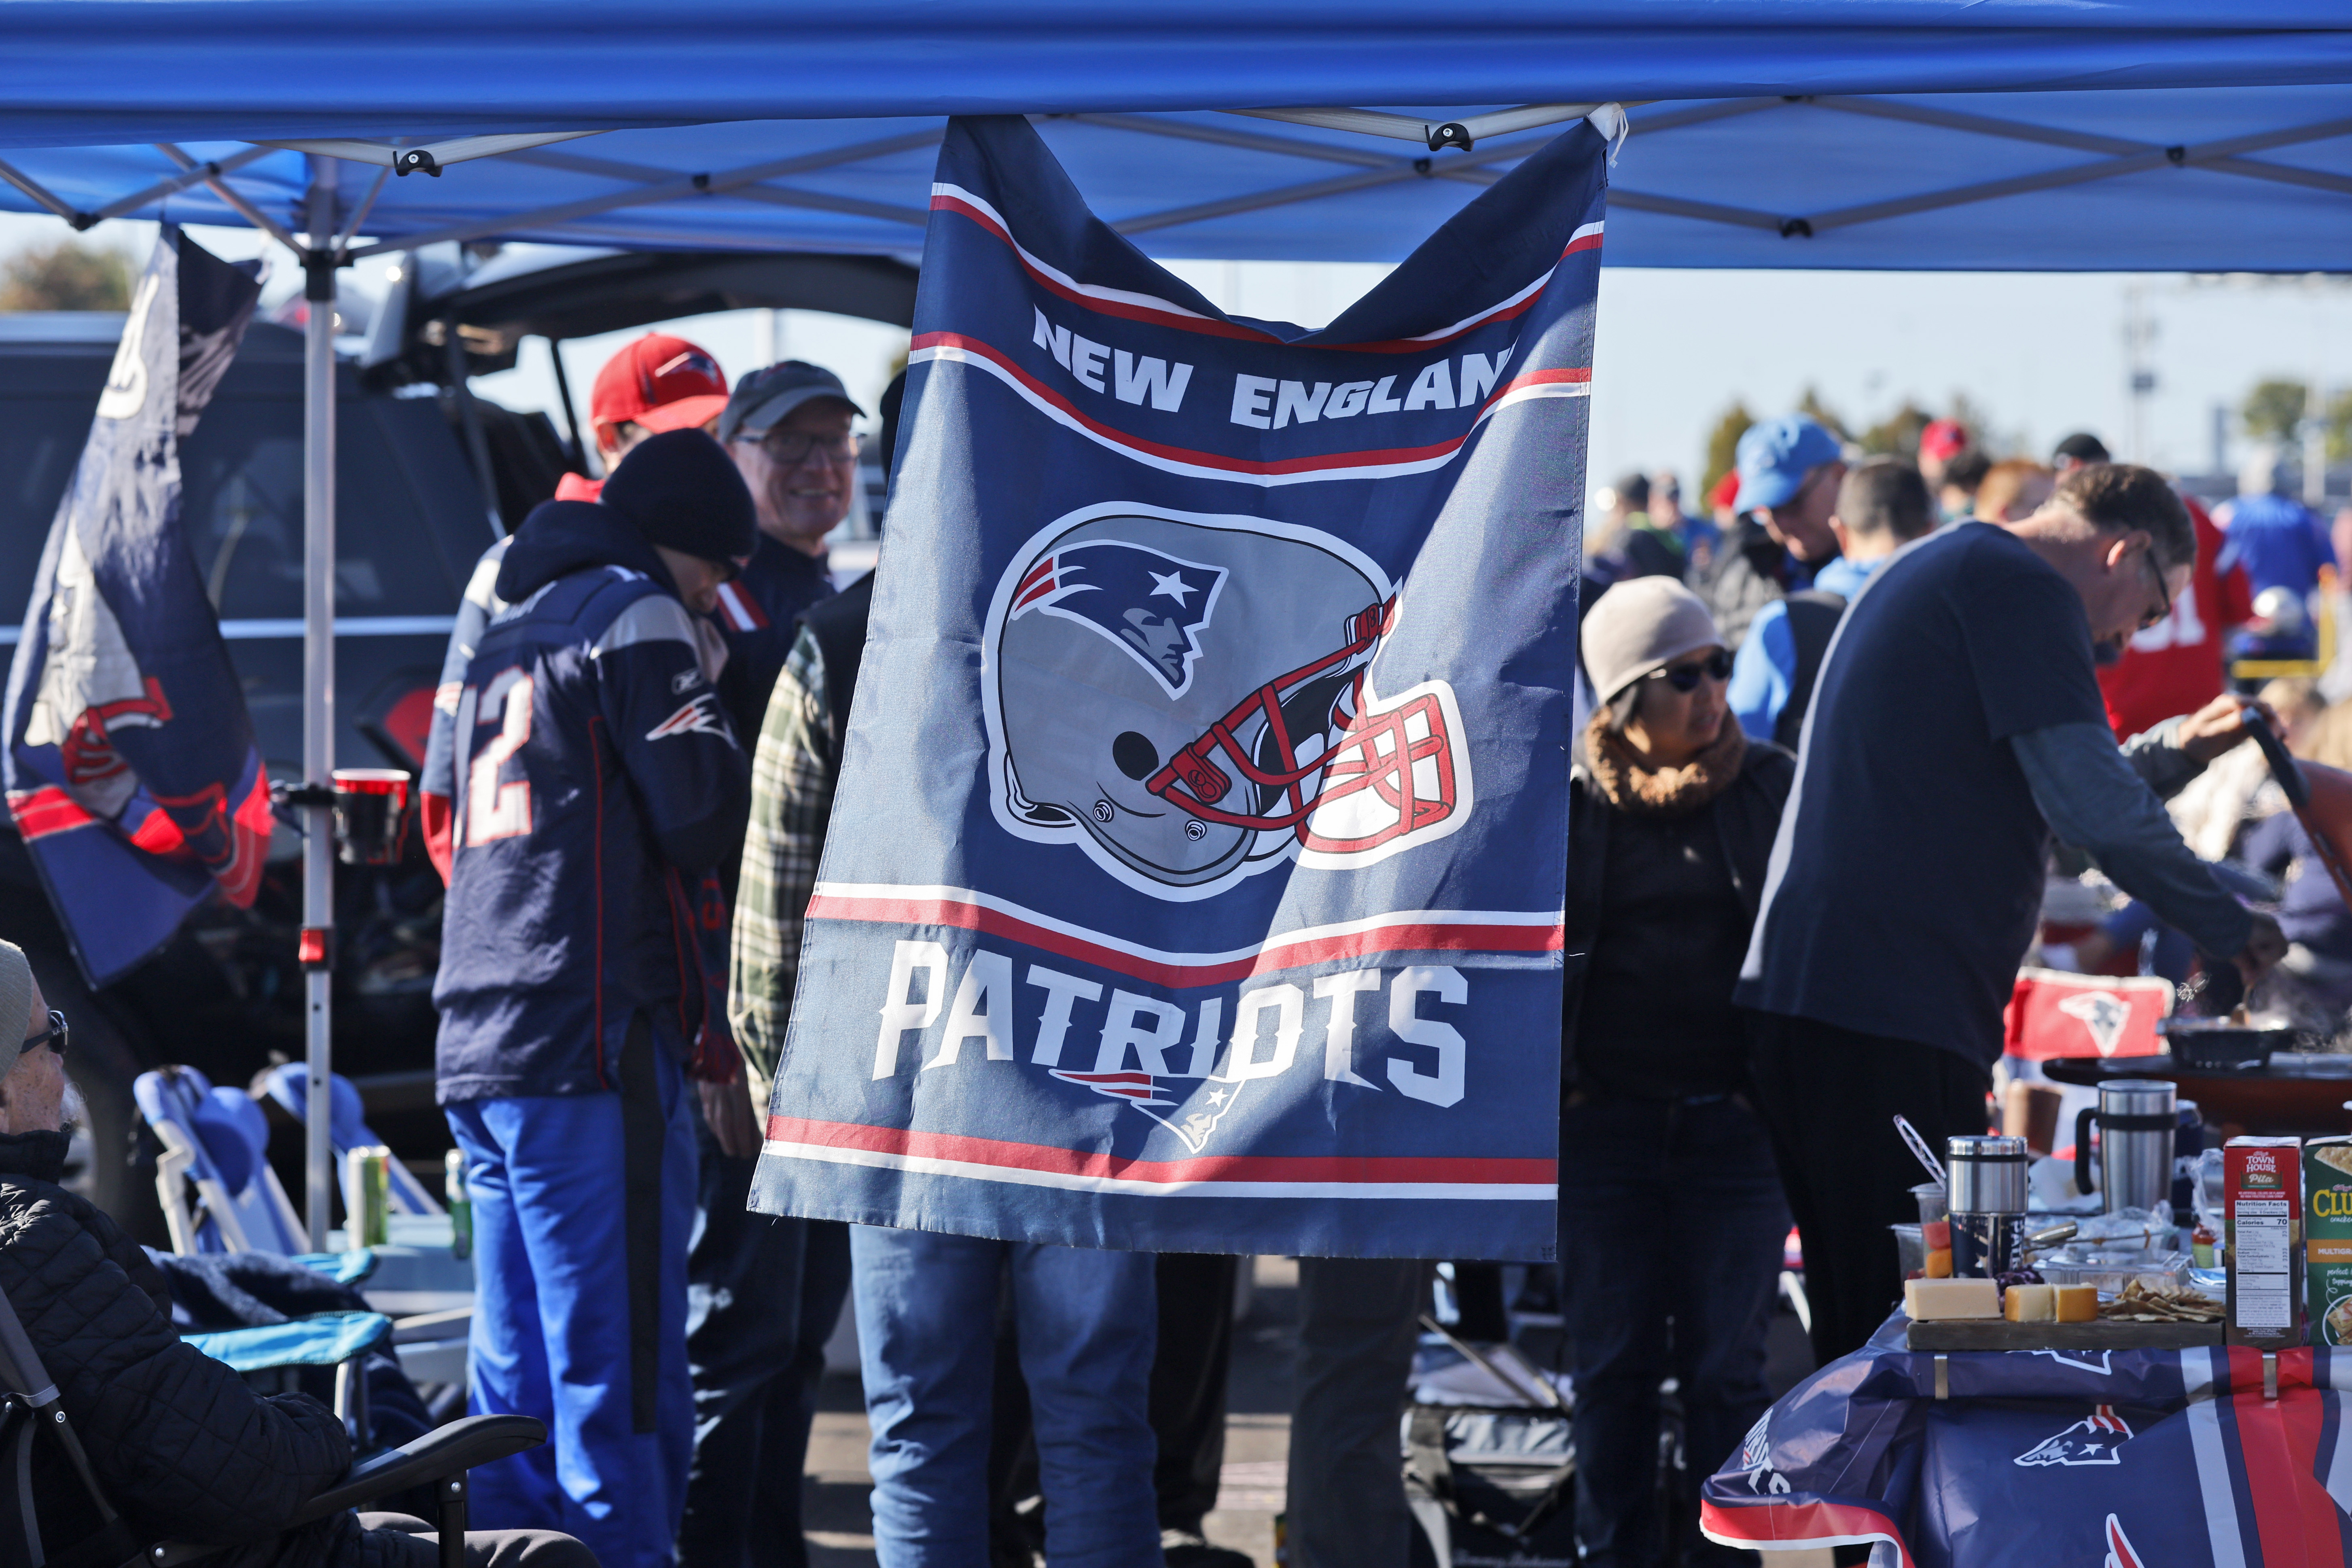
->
xmin=709 ymin=361 xmax=863 ymax=744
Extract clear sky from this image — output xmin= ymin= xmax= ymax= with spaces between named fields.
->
xmin=11 ymin=211 xmax=2352 ymax=513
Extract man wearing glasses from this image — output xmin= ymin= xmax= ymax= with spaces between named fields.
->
xmin=1736 ymin=462 xmax=2288 ymax=1365
xmin=708 ymin=362 xmax=860 ymax=747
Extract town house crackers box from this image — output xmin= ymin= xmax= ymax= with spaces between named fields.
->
xmin=2227 ymin=1136 xmax=2303 ymax=1348
xmin=2307 ymin=1136 xmax=2352 ymax=1345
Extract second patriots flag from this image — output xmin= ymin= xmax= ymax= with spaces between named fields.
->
xmin=753 ymin=114 xmax=1606 ymax=1259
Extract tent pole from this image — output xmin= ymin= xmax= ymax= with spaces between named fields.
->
xmin=547 ymin=336 xmax=587 ymax=470
xmin=302 ymin=156 xmax=339 ymax=1252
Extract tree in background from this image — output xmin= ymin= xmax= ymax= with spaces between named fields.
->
xmin=0 ymin=239 xmax=133 ymax=312
xmin=2244 ymin=378 xmax=2308 ymax=448
xmin=1859 ymin=400 xmax=1932 ymax=460
xmin=1701 ymin=401 xmax=1754 ymax=500
xmin=1797 ymin=386 xmax=1852 ymax=444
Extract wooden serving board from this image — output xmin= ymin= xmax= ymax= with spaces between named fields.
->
xmin=1905 ymin=1318 xmax=2223 ymax=1351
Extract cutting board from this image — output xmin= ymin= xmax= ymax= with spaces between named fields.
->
xmin=1905 ymin=1318 xmax=2223 ymax=1351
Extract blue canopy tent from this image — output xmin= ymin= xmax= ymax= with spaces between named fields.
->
xmin=6 ymin=0 xmax=2352 ymax=1239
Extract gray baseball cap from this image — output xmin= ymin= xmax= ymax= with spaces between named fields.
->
xmin=716 ymin=360 xmax=865 ymax=446
xmin=0 ymin=942 xmax=32 ymax=1083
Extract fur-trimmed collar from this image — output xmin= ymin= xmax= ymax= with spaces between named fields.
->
xmin=1582 ymin=712 xmax=1747 ymax=818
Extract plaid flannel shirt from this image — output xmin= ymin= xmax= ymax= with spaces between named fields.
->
xmin=727 ymin=625 xmax=835 ymax=1106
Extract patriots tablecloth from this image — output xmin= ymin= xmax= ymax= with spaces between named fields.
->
xmin=748 ymin=112 xmax=1609 ymax=1258
xmin=1705 ymin=1317 xmax=2352 ymax=1566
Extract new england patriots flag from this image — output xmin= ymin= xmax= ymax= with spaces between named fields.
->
xmin=1707 ymin=1329 xmax=2352 ymax=1566
xmin=752 ymin=114 xmax=1606 ymax=1259
xmin=2 ymin=230 xmax=267 ymax=985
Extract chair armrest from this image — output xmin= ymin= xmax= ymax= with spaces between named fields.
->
xmin=185 ymin=1312 xmax=392 ymax=1372
xmin=288 ymin=1414 xmax=547 ymax=1526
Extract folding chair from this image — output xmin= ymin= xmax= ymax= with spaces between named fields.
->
xmin=133 ymin=1067 xmax=309 ymax=1256
xmin=262 ymin=1065 xmax=445 ymax=1217
xmin=0 ymin=1275 xmax=541 ymax=1568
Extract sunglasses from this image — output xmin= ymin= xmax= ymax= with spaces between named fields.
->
xmin=20 ymin=1010 xmax=64 ymax=1061
xmin=2138 ymin=544 xmax=2174 ymax=632
xmin=1648 ymin=649 xmax=1734 ymax=692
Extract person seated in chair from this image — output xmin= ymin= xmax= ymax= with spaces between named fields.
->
xmin=0 ymin=939 xmax=598 ymax=1568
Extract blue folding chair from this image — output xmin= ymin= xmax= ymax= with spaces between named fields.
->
xmin=263 ymin=1063 xmax=445 ymax=1216
xmin=133 ymin=1066 xmax=311 ymax=1256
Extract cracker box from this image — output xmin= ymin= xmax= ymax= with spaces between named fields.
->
xmin=2307 ymin=1136 xmax=2352 ymax=1345
xmin=2226 ymin=1136 xmax=2304 ymax=1348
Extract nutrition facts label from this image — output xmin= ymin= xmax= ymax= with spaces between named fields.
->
xmin=2236 ymin=1198 xmax=2292 ymax=1274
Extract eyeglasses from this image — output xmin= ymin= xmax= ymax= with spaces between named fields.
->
xmin=741 ymin=428 xmax=857 ymax=468
xmin=2138 ymin=544 xmax=2175 ymax=631
xmin=20 ymin=1010 xmax=64 ymax=1061
xmin=1648 ymin=649 xmax=1734 ymax=692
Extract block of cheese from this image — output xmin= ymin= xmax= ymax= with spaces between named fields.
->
xmin=1904 ymin=1277 xmax=2000 ymax=1320
xmin=1924 ymin=1248 xmax=1952 ymax=1279
xmin=2004 ymin=1284 xmax=2055 ymax=1322
xmin=2054 ymin=1285 xmax=2098 ymax=1323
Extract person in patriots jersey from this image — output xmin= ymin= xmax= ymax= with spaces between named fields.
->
xmin=709 ymin=360 xmax=858 ymax=744
xmin=434 ymin=430 xmax=754 ymax=1568
xmin=420 ymin=332 xmax=735 ymax=879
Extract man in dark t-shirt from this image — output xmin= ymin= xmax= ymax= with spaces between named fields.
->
xmin=1737 ymin=462 xmax=2286 ymax=1363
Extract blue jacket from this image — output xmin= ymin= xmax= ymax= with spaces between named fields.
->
xmin=710 ymin=533 xmax=834 ymax=741
xmin=1727 ymin=552 xmax=1880 ymax=742
xmin=434 ymin=501 xmax=750 ymax=1104
xmin=2217 ymin=492 xmax=2334 ymax=599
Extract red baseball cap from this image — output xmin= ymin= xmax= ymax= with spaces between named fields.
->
xmin=1708 ymin=468 xmax=1742 ymax=513
xmin=591 ymin=333 xmax=731 ymax=436
xmin=1918 ymin=418 xmax=1968 ymax=464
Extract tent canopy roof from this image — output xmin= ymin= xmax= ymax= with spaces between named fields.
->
xmin=5 ymin=3 xmax=2352 ymax=270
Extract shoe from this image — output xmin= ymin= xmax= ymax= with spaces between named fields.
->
xmin=1162 ymin=1528 xmax=1255 ymax=1568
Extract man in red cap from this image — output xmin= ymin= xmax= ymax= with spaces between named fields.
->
xmin=553 ymin=333 xmax=735 ymax=502
xmin=422 ymin=334 xmax=733 ymax=876
xmin=1917 ymin=417 xmax=1969 ymax=490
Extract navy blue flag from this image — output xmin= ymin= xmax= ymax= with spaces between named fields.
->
xmin=2 ymin=229 xmax=267 ymax=985
xmin=750 ymin=114 xmax=1605 ymax=1259
xmin=1704 ymin=1326 xmax=2352 ymax=1566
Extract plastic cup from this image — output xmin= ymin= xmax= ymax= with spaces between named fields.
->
xmin=1912 ymin=1181 xmax=1949 ymax=1225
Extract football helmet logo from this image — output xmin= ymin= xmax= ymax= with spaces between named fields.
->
xmin=984 ymin=506 xmax=1473 ymax=900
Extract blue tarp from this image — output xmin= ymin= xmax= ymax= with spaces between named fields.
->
xmin=2 ymin=4 xmax=2352 ymax=268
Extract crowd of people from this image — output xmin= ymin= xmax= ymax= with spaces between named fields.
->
xmin=8 ymin=322 xmax=2352 ymax=1568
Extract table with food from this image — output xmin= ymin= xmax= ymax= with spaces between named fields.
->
xmin=1699 ymin=1102 xmax=2352 ymax=1565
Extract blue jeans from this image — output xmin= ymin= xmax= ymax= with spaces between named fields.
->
xmin=850 ymin=1226 xmax=1160 ymax=1568
xmin=679 ymin=1119 xmax=853 ymax=1568
xmin=445 ymin=1056 xmax=698 ymax=1568
xmin=1560 ymin=1093 xmax=1787 ymax=1568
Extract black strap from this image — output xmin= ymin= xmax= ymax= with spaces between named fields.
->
xmin=618 ymin=1013 xmax=663 ymax=1435
xmin=9 ymin=1405 xmax=40 ymax=1568
xmin=1773 ymin=590 xmax=1848 ymax=751
xmin=800 ymin=572 xmax=876 ymax=764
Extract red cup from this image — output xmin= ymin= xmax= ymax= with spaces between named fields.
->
xmin=331 ymin=769 xmax=412 ymax=866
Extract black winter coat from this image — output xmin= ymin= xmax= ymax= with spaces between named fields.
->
xmin=1560 ymin=740 xmax=1796 ymax=1099
xmin=0 ymin=1131 xmax=402 ymax=1568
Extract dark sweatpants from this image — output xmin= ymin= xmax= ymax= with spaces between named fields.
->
xmin=1746 ymin=1013 xmax=1992 ymax=1367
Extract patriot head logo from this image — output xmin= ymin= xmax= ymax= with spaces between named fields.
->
xmin=984 ymin=504 xmax=1473 ymax=901
xmin=1049 ymin=1069 xmax=1247 ymax=1154
xmin=2058 ymin=990 xmax=2135 ymax=1057
xmin=2015 ymin=1405 xmax=2133 ymax=1466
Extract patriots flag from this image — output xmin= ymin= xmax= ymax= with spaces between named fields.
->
xmin=1705 ymin=1322 xmax=2352 ymax=1566
xmin=2 ymin=230 xmax=267 ymax=986
xmin=750 ymin=114 xmax=1604 ymax=1259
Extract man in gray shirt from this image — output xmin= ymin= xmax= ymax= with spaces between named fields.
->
xmin=1737 ymin=462 xmax=2285 ymax=1362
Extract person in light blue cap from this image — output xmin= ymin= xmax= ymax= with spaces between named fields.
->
xmin=1691 ymin=414 xmax=1847 ymax=650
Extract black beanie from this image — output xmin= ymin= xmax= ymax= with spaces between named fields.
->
xmin=600 ymin=428 xmax=759 ymax=562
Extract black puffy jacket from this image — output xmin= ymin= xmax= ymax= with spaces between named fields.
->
xmin=0 ymin=1130 xmax=403 ymax=1568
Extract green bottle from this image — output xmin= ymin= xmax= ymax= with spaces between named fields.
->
xmin=446 ymin=1148 xmax=473 ymax=1261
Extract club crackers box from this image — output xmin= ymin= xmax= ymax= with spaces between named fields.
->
xmin=2307 ymin=1136 xmax=2352 ymax=1346
xmin=2225 ymin=1136 xmax=2304 ymax=1348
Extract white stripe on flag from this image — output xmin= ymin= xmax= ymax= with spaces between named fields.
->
xmin=2180 ymin=1347 xmax=2249 ymax=1568
xmin=759 ymin=1138 xmax=1553 ymax=1202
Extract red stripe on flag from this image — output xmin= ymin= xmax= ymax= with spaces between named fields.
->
xmin=931 ymin=192 xmax=1591 ymax=354
xmin=2235 ymin=1384 xmax=2346 ymax=1568
xmin=764 ymin=1115 xmax=1555 ymax=1187
xmin=5 ymin=787 xmax=94 ymax=841
xmin=1699 ymin=1500 xmax=1916 ymax=1568
xmin=801 ymin=890 xmax=1562 ymax=986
